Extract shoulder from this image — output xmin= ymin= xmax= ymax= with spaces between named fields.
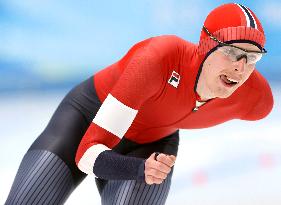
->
xmin=150 ymin=34 xmax=185 ymax=44
xmin=120 ymin=35 xmax=184 ymax=58
xmin=123 ymin=35 xmax=192 ymax=61
xmin=148 ymin=35 xmax=187 ymax=52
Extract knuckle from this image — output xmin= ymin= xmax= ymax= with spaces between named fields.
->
xmin=157 ymin=162 xmax=164 ymax=169
xmin=158 ymin=171 xmax=164 ymax=178
xmin=157 ymin=153 xmax=164 ymax=160
xmin=159 ymin=164 xmax=168 ymax=173
xmin=155 ymin=179 xmax=163 ymax=184
xmin=146 ymin=176 xmax=153 ymax=185
xmin=146 ymin=169 xmax=152 ymax=176
xmin=152 ymin=169 xmax=158 ymax=176
xmin=146 ymin=180 xmax=153 ymax=185
xmin=167 ymin=167 xmax=171 ymax=173
xmin=160 ymin=172 xmax=166 ymax=179
xmin=145 ymin=161 xmax=150 ymax=168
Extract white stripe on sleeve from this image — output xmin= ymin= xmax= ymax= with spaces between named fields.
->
xmin=93 ymin=94 xmax=138 ymax=138
xmin=77 ymin=144 xmax=110 ymax=175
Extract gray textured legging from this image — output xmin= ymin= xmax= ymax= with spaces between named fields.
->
xmin=5 ymin=150 xmax=173 ymax=205
xmin=5 ymin=150 xmax=73 ymax=205
xmin=101 ymin=175 xmax=172 ymax=205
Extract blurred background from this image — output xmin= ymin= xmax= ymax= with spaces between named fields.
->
xmin=0 ymin=0 xmax=280 ymax=204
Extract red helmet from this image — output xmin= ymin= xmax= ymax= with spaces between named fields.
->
xmin=198 ymin=3 xmax=265 ymax=55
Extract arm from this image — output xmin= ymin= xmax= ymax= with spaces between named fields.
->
xmin=75 ymin=36 xmax=179 ymax=181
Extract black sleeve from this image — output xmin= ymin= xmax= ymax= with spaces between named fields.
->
xmin=93 ymin=150 xmax=145 ymax=182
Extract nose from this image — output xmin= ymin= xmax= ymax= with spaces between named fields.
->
xmin=233 ymin=56 xmax=247 ymax=73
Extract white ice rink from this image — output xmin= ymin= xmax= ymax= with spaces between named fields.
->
xmin=0 ymin=84 xmax=280 ymax=205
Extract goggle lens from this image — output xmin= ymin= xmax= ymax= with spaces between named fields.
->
xmin=218 ymin=46 xmax=263 ymax=65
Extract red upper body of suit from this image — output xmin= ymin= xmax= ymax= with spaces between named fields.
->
xmin=75 ymin=35 xmax=273 ymax=173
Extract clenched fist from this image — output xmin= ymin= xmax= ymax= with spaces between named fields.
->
xmin=144 ymin=152 xmax=176 ymax=185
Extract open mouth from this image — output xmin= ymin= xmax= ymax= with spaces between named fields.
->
xmin=219 ymin=75 xmax=239 ymax=87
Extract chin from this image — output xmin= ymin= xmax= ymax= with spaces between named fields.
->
xmin=220 ymin=94 xmax=232 ymax=98
xmin=215 ymin=82 xmax=240 ymax=98
xmin=215 ymin=89 xmax=234 ymax=99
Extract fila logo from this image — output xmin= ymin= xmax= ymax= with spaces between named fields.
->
xmin=168 ymin=71 xmax=180 ymax=88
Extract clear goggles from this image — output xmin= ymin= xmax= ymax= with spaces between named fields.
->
xmin=217 ymin=46 xmax=263 ymax=65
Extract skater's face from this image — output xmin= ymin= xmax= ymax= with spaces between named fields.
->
xmin=197 ymin=42 xmax=261 ymax=100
